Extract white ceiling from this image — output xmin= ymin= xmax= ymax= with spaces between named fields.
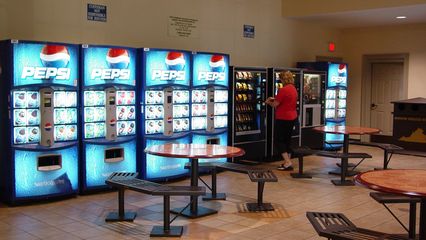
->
xmin=289 ymin=4 xmax=426 ymax=28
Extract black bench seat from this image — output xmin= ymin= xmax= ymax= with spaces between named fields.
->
xmin=291 ymin=147 xmax=372 ymax=186
xmin=105 ymin=172 xmax=205 ymax=237
xmin=307 ymin=211 xmax=410 ymax=240
xmin=349 ymin=140 xmax=403 ymax=169
xmin=370 ymin=192 xmax=420 ymax=239
xmin=184 ymin=161 xmax=278 ymax=212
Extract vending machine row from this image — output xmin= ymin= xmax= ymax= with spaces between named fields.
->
xmin=0 ymin=39 xmax=235 ymax=204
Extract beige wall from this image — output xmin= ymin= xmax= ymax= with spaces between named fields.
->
xmin=341 ymin=23 xmax=426 ymax=126
xmin=0 ymin=0 xmax=341 ymax=67
xmin=282 ymin=0 xmax=426 ymax=17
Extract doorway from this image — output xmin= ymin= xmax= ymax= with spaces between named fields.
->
xmin=361 ymin=54 xmax=408 ymax=143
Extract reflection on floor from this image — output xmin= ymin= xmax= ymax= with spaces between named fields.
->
xmin=0 ymin=145 xmax=424 ymax=240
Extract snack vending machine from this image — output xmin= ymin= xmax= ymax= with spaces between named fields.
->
xmin=266 ymin=68 xmax=302 ymax=160
xmin=300 ymin=70 xmax=326 ymax=149
xmin=80 ymin=45 xmax=137 ymax=191
xmin=141 ymin=48 xmax=191 ymax=181
xmin=191 ymin=52 xmax=230 ymax=164
xmin=297 ymin=62 xmax=348 ymax=150
xmin=231 ymin=67 xmax=267 ymax=162
xmin=0 ymin=40 xmax=79 ymax=204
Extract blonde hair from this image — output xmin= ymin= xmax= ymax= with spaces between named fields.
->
xmin=279 ymin=71 xmax=294 ymax=85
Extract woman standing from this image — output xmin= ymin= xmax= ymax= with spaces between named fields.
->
xmin=265 ymin=71 xmax=298 ymax=170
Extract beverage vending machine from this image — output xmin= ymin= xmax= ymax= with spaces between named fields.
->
xmin=297 ymin=62 xmax=348 ymax=150
xmin=300 ymin=70 xmax=326 ymax=149
xmin=80 ymin=45 xmax=137 ymax=191
xmin=141 ymin=48 xmax=191 ymax=181
xmin=192 ymin=52 xmax=230 ymax=164
xmin=266 ymin=68 xmax=302 ymax=160
xmin=231 ymin=67 xmax=267 ymax=162
xmin=0 ymin=40 xmax=79 ymax=204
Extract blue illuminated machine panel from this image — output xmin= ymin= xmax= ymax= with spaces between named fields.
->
xmin=192 ymin=52 xmax=229 ymax=88
xmin=0 ymin=40 xmax=80 ymax=204
xmin=80 ymin=44 xmax=138 ymax=191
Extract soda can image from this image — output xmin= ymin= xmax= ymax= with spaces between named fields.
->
xmin=66 ymin=125 xmax=77 ymax=140
xmin=95 ymin=107 xmax=106 ymax=122
xmin=14 ymin=91 xmax=27 ymax=108
xmin=127 ymin=91 xmax=135 ymax=105
xmin=27 ymin=127 xmax=40 ymax=143
xmin=26 ymin=91 xmax=40 ymax=108
xmin=117 ymin=121 xmax=127 ymax=136
xmin=54 ymin=92 xmax=65 ymax=107
xmin=128 ymin=106 xmax=135 ymax=120
xmin=27 ymin=109 xmax=40 ymax=125
xmin=54 ymin=125 xmax=67 ymax=141
xmin=85 ymin=123 xmax=95 ymax=138
xmin=146 ymin=91 xmax=155 ymax=104
xmin=156 ymin=91 xmax=164 ymax=104
xmin=84 ymin=91 xmax=93 ymax=106
xmin=54 ymin=108 xmax=65 ymax=124
xmin=66 ymin=92 xmax=77 ymax=107
xmin=182 ymin=119 xmax=189 ymax=131
xmin=117 ymin=106 xmax=126 ymax=120
xmin=84 ymin=107 xmax=95 ymax=122
xmin=117 ymin=91 xmax=126 ymax=105
xmin=127 ymin=121 xmax=135 ymax=135
xmin=95 ymin=123 xmax=106 ymax=138
xmin=14 ymin=127 xmax=27 ymax=144
xmin=67 ymin=108 xmax=77 ymax=124
xmin=14 ymin=109 xmax=27 ymax=126
xmin=156 ymin=106 xmax=164 ymax=119
xmin=95 ymin=91 xmax=105 ymax=106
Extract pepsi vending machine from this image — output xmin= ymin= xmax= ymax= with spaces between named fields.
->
xmin=141 ymin=49 xmax=191 ymax=181
xmin=80 ymin=45 xmax=137 ymax=191
xmin=297 ymin=62 xmax=348 ymax=150
xmin=266 ymin=68 xmax=302 ymax=160
xmin=191 ymin=52 xmax=230 ymax=164
xmin=0 ymin=40 xmax=79 ymax=204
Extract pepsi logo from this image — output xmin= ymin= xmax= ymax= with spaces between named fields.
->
xmin=40 ymin=45 xmax=70 ymax=68
xmin=165 ymin=52 xmax=185 ymax=71
xmin=338 ymin=64 xmax=347 ymax=74
xmin=109 ymin=119 xmax=116 ymax=125
xmin=209 ymin=55 xmax=225 ymax=73
xmin=44 ymin=123 xmax=52 ymax=131
xmin=106 ymin=48 xmax=130 ymax=69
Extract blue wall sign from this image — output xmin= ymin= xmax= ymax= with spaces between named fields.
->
xmin=87 ymin=4 xmax=107 ymax=22
xmin=243 ymin=25 xmax=255 ymax=38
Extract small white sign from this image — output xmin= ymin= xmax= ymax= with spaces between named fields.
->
xmin=168 ymin=16 xmax=199 ymax=38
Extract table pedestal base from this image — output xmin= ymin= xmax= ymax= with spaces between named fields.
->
xmin=150 ymin=226 xmax=183 ymax=237
xmin=171 ymin=206 xmax=217 ymax=219
xmin=246 ymin=203 xmax=274 ymax=212
xmin=105 ymin=212 xmax=137 ymax=222
xmin=202 ymin=193 xmax=226 ymax=201
xmin=331 ymin=179 xmax=354 ymax=186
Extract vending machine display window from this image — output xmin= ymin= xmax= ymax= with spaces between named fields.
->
xmin=326 ymin=99 xmax=336 ymax=109
xmin=234 ymin=71 xmax=263 ymax=134
xmin=303 ymin=74 xmax=321 ymax=104
xmin=338 ymin=90 xmax=347 ymax=99
xmin=338 ymin=99 xmax=346 ymax=109
xmin=12 ymin=91 xmax=41 ymax=144
xmin=84 ymin=91 xmax=106 ymax=139
xmin=325 ymin=109 xmax=336 ymax=119
xmin=326 ymin=89 xmax=336 ymax=99
xmin=115 ymin=90 xmax=136 ymax=137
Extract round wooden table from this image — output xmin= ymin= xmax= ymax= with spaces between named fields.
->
xmin=145 ymin=143 xmax=245 ymax=218
xmin=313 ymin=126 xmax=380 ymax=186
xmin=355 ymin=170 xmax=426 ymax=239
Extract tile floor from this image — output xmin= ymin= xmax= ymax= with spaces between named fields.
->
xmin=0 ymin=145 xmax=425 ymax=240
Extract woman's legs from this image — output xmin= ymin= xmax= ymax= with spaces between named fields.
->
xmin=275 ymin=119 xmax=296 ymax=169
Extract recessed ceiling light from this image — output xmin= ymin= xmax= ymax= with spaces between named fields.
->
xmin=396 ymin=16 xmax=407 ymax=19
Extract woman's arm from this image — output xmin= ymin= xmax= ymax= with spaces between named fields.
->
xmin=265 ymin=97 xmax=280 ymax=108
